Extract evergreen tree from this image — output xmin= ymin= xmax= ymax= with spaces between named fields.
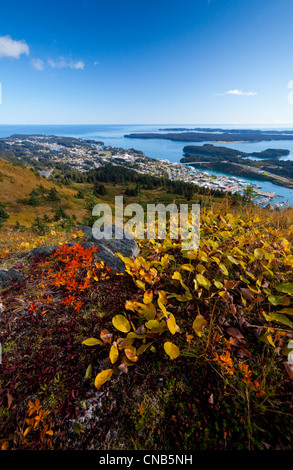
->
xmin=46 ymin=187 xmax=61 ymax=202
xmin=0 ymin=203 xmax=9 ymax=228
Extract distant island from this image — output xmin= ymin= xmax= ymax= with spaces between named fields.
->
xmin=181 ymin=144 xmax=290 ymax=159
xmin=158 ymin=127 xmax=293 ymax=135
xmin=125 ymin=129 xmax=293 ymax=142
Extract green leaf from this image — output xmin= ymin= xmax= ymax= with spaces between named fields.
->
xmin=263 ymin=311 xmax=293 ymax=328
xmin=137 ymin=342 xmax=153 ymax=355
xmin=268 ymin=295 xmax=289 ymax=306
xmin=196 ymin=273 xmax=211 ymax=289
xmin=278 ymin=308 xmax=293 ymax=316
xmin=219 ymin=263 xmax=229 ymax=276
xmin=227 ymin=255 xmax=238 ymax=265
xmin=85 ymin=364 xmax=92 ymax=380
xmin=276 ymin=283 xmax=293 ymax=294
xmin=73 ymin=422 xmax=84 ymax=436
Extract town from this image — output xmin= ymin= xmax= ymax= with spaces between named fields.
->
xmin=0 ymin=134 xmax=280 ymax=205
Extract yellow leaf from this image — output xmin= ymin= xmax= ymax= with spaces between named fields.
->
xmin=196 ymin=264 xmax=206 ymax=274
xmin=94 ymin=369 xmax=113 ymax=389
xmin=135 ymin=280 xmax=146 ymax=290
xmin=125 ymin=346 xmax=138 ymax=362
xmin=142 ymin=302 xmax=157 ymax=320
xmin=259 ymin=329 xmax=276 ymax=347
xmin=145 ymin=319 xmax=160 ymax=330
xmin=23 ymin=426 xmax=32 ymax=437
xmin=198 ymin=251 xmax=208 ymax=262
xmin=172 ymin=271 xmax=189 ymax=290
xmin=1 ymin=441 xmax=9 ymax=450
xmin=112 ymin=315 xmax=131 ymax=333
xmin=192 ymin=314 xmax=207 ymax=337
xmin=143 ymin=289 xmax=153 ymax=304
xmin=219 ymin=263 xmax=229 ymax=276
xmin=214 ymin=280 xmax=224 ymax=289
xmin=127 ymin=332 xmax=146 ymax=339
xmin=164 ymin=342 xmax=180 ymax=360
xmin=117 ymin=337 xmax=134 ymax=349
xmin=254 ymin=248 xmax=265 ymax=259
xmin=82 ymin=338 xmax=103 ymax=346
xmin=181 ymin=264 xmax=195 ymax=272
xmin=145 ymin=319 xmax=167 ymax=333
xmin=196 ymin=273 xmax=211 ymax=289
xmin=125 ymin=300 xmax=137 ymax=312
xmin=109 ymin=344 xmax=119 ymax=364
xmin=158 ymin=290 xmax=167 ymax=305
xmin=167 ymin=313 xmax=178 ymax=335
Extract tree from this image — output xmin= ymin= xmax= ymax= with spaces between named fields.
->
xmin=242 ymin=184 xmax=259 ymax=203
xmin=94 ymin=183 xmax=108 ymax=197
xmin=46 ymin=187 xmax=61 ymax=202
xmin=75 ymin=189 xmax=85 ymax=199
xmin=0 ymin=203 xmax=9 ymax=228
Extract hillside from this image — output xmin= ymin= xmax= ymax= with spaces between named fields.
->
xmin=0 ymin=194 xmax=293 ymax=450
xmin=0 ymin=159 xmax=88 ymax=228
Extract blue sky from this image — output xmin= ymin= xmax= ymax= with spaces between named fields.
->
xmin=1 ymin=0 xmax=293 ymax=124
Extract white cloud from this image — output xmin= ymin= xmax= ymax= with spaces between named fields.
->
xmin=48 ymin=57 xmax=85 ymax=70
xmin=93 ymin=61 xmax=100 ymax=66
xmin=31 ymin=58 xmax=45 ymax=71
xmin=0 ymin=35 xmax=29 ymax=59
xmin=224 ymin=89 xmax=257 ymax=96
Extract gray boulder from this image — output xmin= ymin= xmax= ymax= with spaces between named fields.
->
xmin=0 ymin=268 xmax=22 ymax=288
xmin=28 ymin=226 xmax=139 ymax=273
xmin=76 ymin=224 xmax=139 ymax=271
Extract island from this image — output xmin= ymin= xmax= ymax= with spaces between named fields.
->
xmin=125 ymin=129 xmax=293 ymax=142
xmin=181 ymin=144 xmax=293 ymax=188
xmin=182 ymin=144 xmax=290 ymax=159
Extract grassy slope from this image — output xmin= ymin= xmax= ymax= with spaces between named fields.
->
xmin=0 ymin=161 xmax=293 ymax=451
xmin=0 ymin=159 xmax=87 ymax=227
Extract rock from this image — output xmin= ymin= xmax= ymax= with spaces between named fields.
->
xmin=0 ymin=268 xmax=22 ymax=288
xmin=76 ymin=224 xmax=139 ymax=257
xmin=29 ymin=245 xmax=63 ymax=257
xmin=76 ymin=225 xmax=139 ymax=271
xmin=27 ymin=225 xmax=139 ymax=273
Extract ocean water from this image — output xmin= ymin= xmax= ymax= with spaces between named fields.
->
xmin=0 ymin=124 xmax=293 ymax=206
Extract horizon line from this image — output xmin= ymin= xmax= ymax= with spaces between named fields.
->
xmin=1 ymin=122 xmax=293 ymax=127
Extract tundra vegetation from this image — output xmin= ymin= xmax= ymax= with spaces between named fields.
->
xmin=0 ymin=198 xmax=293 ymax=450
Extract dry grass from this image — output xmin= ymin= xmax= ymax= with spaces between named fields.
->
xmin=0 ymin=159 xmax=86 ymax=227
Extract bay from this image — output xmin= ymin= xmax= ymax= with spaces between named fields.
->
xmin=0 ymin=124 xmax=293 ymax=206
